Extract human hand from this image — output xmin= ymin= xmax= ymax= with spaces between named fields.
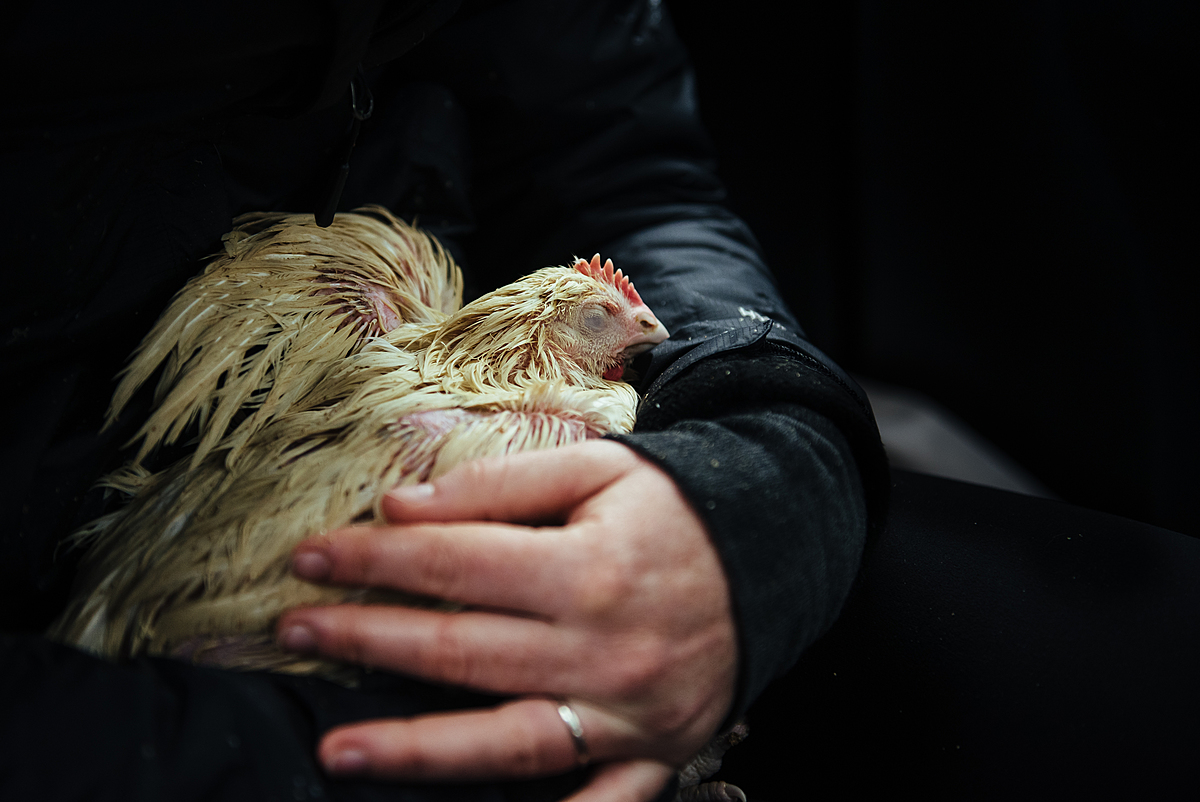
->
xmin=276 ymin=439 xmax=737 ymax=802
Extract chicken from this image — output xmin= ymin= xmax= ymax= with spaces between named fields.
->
xmin=48 ymin=207 xmax=669 ymax=678
xmin=48 ymin=207 xmax=750 ymax=801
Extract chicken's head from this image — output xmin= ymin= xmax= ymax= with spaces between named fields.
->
xmin=425 ymin=254 xmax=669 ymax=388
xmin=553 ymin=254 xmax=669 ymax=381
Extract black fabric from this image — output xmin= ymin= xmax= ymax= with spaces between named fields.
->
xmin=636 ymin=345 xmax=885 ymax=531
xmin=0 ymin=635 xmax=581 ymax=802
xmin=0 ymin=635 xmax=325 ymax=802
xmin=718 ymin=470 xmax=1200 ymax=800
xmin=0 ymin=0 xmax=880 ymax=798
xmin=616 ymin=347 xmax=884 ymax=720
xmin=0 ymin=133 xmax=235 ymax=631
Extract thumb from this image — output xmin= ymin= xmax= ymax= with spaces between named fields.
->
xmin=381 ymin=440 xmax=637 ymax=526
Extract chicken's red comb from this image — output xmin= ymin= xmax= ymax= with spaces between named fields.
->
xmin=572 ymin=254 xmax=645 ymax=307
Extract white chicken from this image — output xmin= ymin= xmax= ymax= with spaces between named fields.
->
xmin=48 ymin=207 xmax=752 ymax=802
xmin=49 ymin=207 xmax=668 ymax=678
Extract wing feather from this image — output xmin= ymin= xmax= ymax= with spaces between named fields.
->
xmin=108 ymin=207 xmax=461 ymax=468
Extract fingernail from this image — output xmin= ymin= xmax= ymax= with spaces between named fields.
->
xmin=388 ymin=483 xmax=435 ymax=503
xmin=326 ymin=749 xmax=368 ymax=775
xmin=278 ymin=624 xmax=318 ymax=654
xmin=292 ymin=550 xmax=332 ymax=580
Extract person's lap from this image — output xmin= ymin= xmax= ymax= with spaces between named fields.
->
xmin=719 ymin=469 xmax=1200 ymax=800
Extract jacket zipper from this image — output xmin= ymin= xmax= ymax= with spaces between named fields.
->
xmin=316 ymin=66 xmax=374 ymax=227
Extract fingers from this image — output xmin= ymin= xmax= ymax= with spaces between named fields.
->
xmin=318 ymin=699 xmax=675 ymax=802
xmin=319 ymin=699 xmax=574 ymax=780
xmin=277 ymin=605 xmax=584 ymax=694
xmin=292 ymin=521 xmax=578 ymax=613
xmin=317 ymin=698 xmax=633 ymax=782
xmin=292 ymin=442 xmax=648 ymax=611
xmin=318 ymin=697 xmax=674 ymax=802
xmin=280 ymin=441 xmax=738 ymax=793
xmin=380 ymin=440 xmax=635 ymax=525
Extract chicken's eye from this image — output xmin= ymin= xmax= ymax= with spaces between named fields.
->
xmin=581 ymin=305 xmax=611 ymax=334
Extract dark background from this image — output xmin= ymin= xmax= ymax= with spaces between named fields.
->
xmin=666 ymin=0 xmax=1197 ymax=536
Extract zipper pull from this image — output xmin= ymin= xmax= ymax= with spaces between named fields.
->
xmin=316 ymin=65 xmax=374 ymax=227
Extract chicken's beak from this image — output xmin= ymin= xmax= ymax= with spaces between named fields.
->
xmin=622 ymin=311 xmax=669 ymax=358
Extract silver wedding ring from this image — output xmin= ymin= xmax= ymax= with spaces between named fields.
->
xmin=556 ymin=701 xmax=590 ymax=767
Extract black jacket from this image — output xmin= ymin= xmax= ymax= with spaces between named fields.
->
xmin=0 ymin=1 xmax=886 ymax=798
